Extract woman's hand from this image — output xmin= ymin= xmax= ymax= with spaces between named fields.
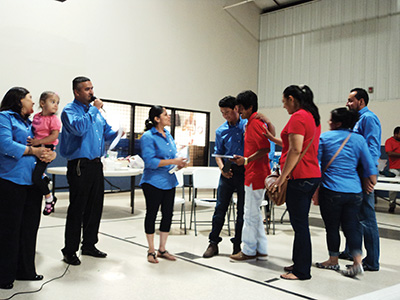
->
xmin=174 ymin=157 xmax=187 ymax=170
xmin=255 ymin=112 xmax=271 ymax=124
xmin=262 ymin=125 xmax=274 ymax=141
xmin=41 ymin=150 xmax=57 ymax=163
xmin=268 ymin=175 xmax=286 ymax=194
xmin=31 ymin=147 xmax=55 ymax=162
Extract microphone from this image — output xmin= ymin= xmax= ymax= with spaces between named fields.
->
xmin=91 ymin=95 xmax=106 ymax=112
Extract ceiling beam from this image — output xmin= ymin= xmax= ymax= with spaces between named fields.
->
xmin=261 ymin=0 xmax=314 ymax=14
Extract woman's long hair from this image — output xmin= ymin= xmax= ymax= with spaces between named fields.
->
xmin=331 ymin=107 xmax=359 ymax=130
xmin=283 ymin=85 xmax=320 ymax=127
xmin=144 ymin=105 xmax=164 ymax=131
xmin=0 ymin=87 xmax=30 ymax=116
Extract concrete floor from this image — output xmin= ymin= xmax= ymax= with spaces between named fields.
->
xmin=1 ymin=189 xmax=399 ymax=300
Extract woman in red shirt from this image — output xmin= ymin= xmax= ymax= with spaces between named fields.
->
xmin=266 ymin=85 xmax=321 ymax=280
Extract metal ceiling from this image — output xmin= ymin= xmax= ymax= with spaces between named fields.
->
xmin=223 ymin=0 xmax=316 ymax=14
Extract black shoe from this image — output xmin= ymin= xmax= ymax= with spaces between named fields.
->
xmin=338 ymin=252 xmax=353 ymax=261
xmin=284 ymin=264 xmax=294 ymax=272
xmin=82 ymin=246 xmax=107 ymax=258
xmin=63 ymin=253 xmax=81 ymax=265
xmin=362 ymin=263 xmax=379 ymax=272
xmin=203 ymin=243 xmax=218 ymax=258
xmin=389 ymin=207 xmax=395 ymax=213
xmin=0 ymin=282 xmax=13 ymax=289
xmin=16 ymin=274 xmax=44 ymax=281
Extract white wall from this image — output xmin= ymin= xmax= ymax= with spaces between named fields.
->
xmin=0 ymin=0 xmax=259 ymax=140
xmin=258 ymin=0 xmax=400 ymax=141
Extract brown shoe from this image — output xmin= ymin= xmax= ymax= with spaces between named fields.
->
xmin=203 ymin=243 xmax=218 ymax=258
xmin=256 ymin=251 xmax=268 ymax=261
xmin=230 ymin=251 xmax=256 ymax=262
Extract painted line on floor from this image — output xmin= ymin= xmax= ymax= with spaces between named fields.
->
xmin=100 ymin=232 xmax=316 ymax=300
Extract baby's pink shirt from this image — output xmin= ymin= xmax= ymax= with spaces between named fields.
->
xmin=32 ymin=113 xmax=62 ymax=146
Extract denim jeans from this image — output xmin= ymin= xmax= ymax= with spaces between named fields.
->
xmin=209 ymin=165 xmax=245 ymax=246
xmin=319 ymin=187 xmax=363 ymax=257
xmin=241 ymin=184 xmax=268 ymax=256
xmin=286 ymin=177 xmax=320 ymax=280
xmin=389 ymin=169 xmax=400 ymax=209
xmin=343 ymin=190 xmax=380 ymax=270
xmin=360 ymin=191 xmax=380 ymax=269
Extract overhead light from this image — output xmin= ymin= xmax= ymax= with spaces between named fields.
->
xmin=223 ymin=0 xmax=254 ymax=10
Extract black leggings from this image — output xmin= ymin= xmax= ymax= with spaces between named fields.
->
xmin=32 ymin=145 xmax=54 ymax=195
xmin=142 ymin=183 xmax=175 ymax=234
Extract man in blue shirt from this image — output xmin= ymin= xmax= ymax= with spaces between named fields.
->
xmin=60 ymin=76 xmax=117 ymax=266
xmin=340 ymin=88 xmax=381 ymax=271
xmin=203 ymin=96 xmax=247 ymax=258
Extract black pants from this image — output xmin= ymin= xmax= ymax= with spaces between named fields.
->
xmin=0 ymin=178 xmax=42 ymax=285
xmin=62 ymin=158 xmax=104 ymax=255
xmin=32 ymin=145 xmax=54 ymax=195
xmin=142 ymin=183 xmax=175 ymax=234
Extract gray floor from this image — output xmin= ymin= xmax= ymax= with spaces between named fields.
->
xmin=1 ymin=190 xmax=399 ymax=300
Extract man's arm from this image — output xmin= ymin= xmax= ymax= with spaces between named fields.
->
xmin=386 ymin=151 xmax=400 ymax=158
xmin=234 ymin=148 xmax=270 ymax=166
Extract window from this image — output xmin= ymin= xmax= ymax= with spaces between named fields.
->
xmin=102 ymin=100 xmax=210 ymax=166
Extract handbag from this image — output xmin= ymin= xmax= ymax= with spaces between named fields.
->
xmin=265 ymin=167 xmax=287 ymax=206
xmin=312 ymin=132 xmax=352 ymax=205
xmin=265 ymin=133 xmax=316 ymax=206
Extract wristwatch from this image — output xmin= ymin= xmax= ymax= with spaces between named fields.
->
xmin=244 ymin=157 xmax=248 ymax=166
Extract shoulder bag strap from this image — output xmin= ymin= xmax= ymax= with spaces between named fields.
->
xmin=287 ymin=130 xmax=316 ymax=178
xmin=322 ymin=132 xmax=352 ymax=173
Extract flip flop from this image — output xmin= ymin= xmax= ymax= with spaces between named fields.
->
xmin=157 ymin=250 xmax=176 ymax=261
xmin=315 ymin=262 xmax=340 ymax=271
xmin=280 ymin=272 xmax=299 ymax=280
xmin=147 ymin=252 xmax=159 ymax=264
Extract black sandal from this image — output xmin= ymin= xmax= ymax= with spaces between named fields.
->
xmin=157 ymin=250 xmax=176 ymax=261
xmin=147 ymin=252 xmax=158 ymax=263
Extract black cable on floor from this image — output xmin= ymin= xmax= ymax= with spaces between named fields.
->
xmin=0 ymin=264 xmax=70 ymax=300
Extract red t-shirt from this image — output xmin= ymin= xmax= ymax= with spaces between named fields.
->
xmin=244 ymin=113 xmax=271 ymax=189
xmin=385 ymin=136 xmax=400 ymax=169
xmin=280 ymin=109 xmax=321 ymax=179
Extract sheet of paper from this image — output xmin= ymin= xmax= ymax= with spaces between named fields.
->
xmin=212 ymin=154 xmax=234 ymax=159
xmin=109 ymin=127 xmax=123 ymax=151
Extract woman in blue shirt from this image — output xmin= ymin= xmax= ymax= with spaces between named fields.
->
xmin=0 ymin=87 xmax=56 ymax=289
xmin=140 ymin=106 xmax=187 ymax=263
xmin=316 ymin=108 xmax=376 ymax=278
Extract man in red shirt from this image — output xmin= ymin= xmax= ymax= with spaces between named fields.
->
xmin=385 ymin=126 xmax=400 ymax=213
xmin=230 ymin=90 xmax=273 ymax=262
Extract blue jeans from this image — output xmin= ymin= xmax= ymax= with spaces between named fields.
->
xmin=286 ymin=178 xmax=320 ymax=280
xmin=209 ymin=165 xmax=245 ymax=246
xmin=319 ymin=187 xmax=363 ymax=257
xmin=343 ymin=191 xmax=380 ymax=270
xmin=360 ymin=191 xmax=380 ymax=269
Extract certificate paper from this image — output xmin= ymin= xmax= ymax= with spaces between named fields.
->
xmin=212 ymin=154 xmax=234 ymax=159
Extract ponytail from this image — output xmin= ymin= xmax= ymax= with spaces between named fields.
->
xmin=283 ymin=85 xmax=320 ymax=127
xmin=144 ymin=105 xmax=164 ymax=131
